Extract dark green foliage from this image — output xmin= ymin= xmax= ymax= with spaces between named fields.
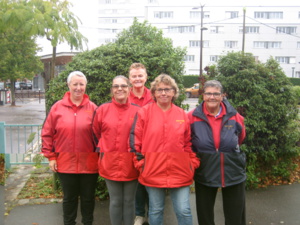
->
xmin=214 ymin=52 xmax=300 ymax=188
xmin=182 ymin=75 xmax=199 ymax=87
xmin=46 ymin=18 xmax=188 ymax=111
xmin=289 ymin=78 xmax=300 ymax=86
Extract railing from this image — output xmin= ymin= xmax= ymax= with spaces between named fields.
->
xmin=0 ymin=122 xmax=47 ymax=169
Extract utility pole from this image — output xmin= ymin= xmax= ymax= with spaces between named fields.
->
xmin=242 ymin=8 xmax=246 ymax=54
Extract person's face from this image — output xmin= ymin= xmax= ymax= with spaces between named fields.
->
xmin=68 ymin=75 xmax=86 ymax=100
xmin=203 ymin=87 xmax=223 ymax=109
xmin=112 ymin=78 xmax=129 ymax=104
xmin=129 ymin=68 xmax=147 ymax=89
xmin=154 ymin=83 xmax=175 ymax=106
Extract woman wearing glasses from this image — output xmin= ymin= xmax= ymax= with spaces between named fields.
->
xmin=130 ymin=74 xmax=200 ymax=225
xmin=188 ymin=80 xmax=246 ymax=225
xmin=92 ymin=75 xmax=140 ymax=225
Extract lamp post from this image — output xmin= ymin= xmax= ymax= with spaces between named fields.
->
xmin=193 ymin=4 xmax=207 ymax=95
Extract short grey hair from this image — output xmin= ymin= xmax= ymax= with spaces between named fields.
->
xmin=203 ymin=80 xmax=223 ymax=93
xmin=67 ymin=71 xmax=87 ymax=84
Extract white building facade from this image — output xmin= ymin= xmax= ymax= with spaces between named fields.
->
xmin=76 ymin=0 xmax=300 ymax=77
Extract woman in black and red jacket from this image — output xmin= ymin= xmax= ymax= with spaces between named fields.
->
xmin=42 ymin=71 xmax=98 ymax=225
xmin=188 ymin=80 xmax=246 ymax=225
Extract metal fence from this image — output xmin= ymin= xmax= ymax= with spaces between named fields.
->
xmin=0 ymin=122 xmax=47 ymax=169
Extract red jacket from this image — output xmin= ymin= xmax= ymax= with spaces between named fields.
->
xmin=42 ymin=92 xmax=98 ymax=174
xmin=130 ymin=103 xmax=200 ymax=188
xmin=92 ymin=98 xmax=140 ymax=181
xmin=129 ymin=87 xmax=154 ymax=107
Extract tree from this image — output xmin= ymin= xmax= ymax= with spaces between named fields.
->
xmin=46 ymin=19 xmax=187 ymax=111
xmin=0 ymin=0 xmax=87 ymax=93
xmin=211 ymin=51 xmax=300 ymax=188
xmin=27 ymin=0 xmax=87 ymax=85
xmin=0 ymin=31 xmax=43 ymax=106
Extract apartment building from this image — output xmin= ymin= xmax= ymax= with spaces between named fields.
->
xmin=76 ymin=0 xmax=300 ymax=77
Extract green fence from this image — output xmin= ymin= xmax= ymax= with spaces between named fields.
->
xmin=0 ymin=122 xmax=47 ymax=169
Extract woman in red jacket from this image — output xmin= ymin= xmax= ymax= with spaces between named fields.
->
xmin=130 ymin=74 xmax=200 ymax=225
xmin=42 ymin=71 xmax=98 ymax=225
xmin=92 ymin=75 xmax=140 ymax=225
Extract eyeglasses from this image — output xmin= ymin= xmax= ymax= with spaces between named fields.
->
xmin=112 ymin=84 xmax=129 ymax=89
xmin=203 ymin=92 xmax=222 ymax=98
xmin=155 ymin=88 xmax=174 ymax=94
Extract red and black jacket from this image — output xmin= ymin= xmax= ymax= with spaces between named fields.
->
xmin=188 ymin=99 xmax=246 ymax=187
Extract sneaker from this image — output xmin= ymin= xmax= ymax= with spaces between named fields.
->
xmin=134 ymin=216 xmax=146 ymax=225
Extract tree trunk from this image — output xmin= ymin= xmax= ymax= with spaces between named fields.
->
xmin=50 ymin=46 xmax=57 ymax=80
xmin=10 ymin=80 xmax=16 ymax=106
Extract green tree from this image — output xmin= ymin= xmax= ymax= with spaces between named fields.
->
xmin=46 ymin=19 xmax=187 ymax=111
xmin=0 ymin=0 xmax=87 ymax=93
xmin=0 ymin=30 xmax=43 ymax=106
xmin=212 ymin=51 xmax=300 ymax=188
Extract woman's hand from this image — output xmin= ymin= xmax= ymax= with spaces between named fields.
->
xmin=49 ymin=160 xmax=57 ymax=172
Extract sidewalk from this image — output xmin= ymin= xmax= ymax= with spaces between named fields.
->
xmin=1 ymin=99 xmax=300 ymax=224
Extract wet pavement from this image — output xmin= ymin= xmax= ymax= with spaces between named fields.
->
xmin=1 ymin=98 xmax=300 ymax=224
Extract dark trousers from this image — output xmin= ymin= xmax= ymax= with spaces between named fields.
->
xmin=195 ymin=181 xmax=246 ymax=225
xmin=135 ymin=182 xmax=149 ymax=217
xmin=58 ymin=173 xmax=99 ymax=225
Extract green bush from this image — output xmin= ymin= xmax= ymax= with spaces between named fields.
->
xmin=46 ymin=18 xmax=188 ymax=111
xmin=182 ymin=75 xmax=199 ymax=87
xmin=292 ymin=86 xmax=300 ymax=104
xmin=289 ymin=78 xmax=300 ymax=86
xmin=213 ymin=52 xmax=300 ymax=188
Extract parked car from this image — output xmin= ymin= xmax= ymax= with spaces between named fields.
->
xmin=15 ymin=82 xmax=21 ymax=90
xmin=185 ymin=83 xmax=200 ymax=98
xmin=19 ymin=82 xmax=27 ymax=89
xmin=26 ymin=82 xmax=33 ymax=89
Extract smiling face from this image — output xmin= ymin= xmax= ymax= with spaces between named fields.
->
xmin=154 ymin=82 xmax=175 ymax=108
xmin=68 ymin=75 xmax=86 ymax=103
xmin=203 ymin=86 xmax=224 ymax=111
xmin=112 ymin=77 xmax=130 ymax=104
xmin=129 ymin=68 xmax=147 ymax=90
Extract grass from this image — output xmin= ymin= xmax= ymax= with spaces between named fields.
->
xmin=17 ymin=171 xmax=63 ymax=199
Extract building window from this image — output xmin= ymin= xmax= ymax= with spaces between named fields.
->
xmin=184 ymin=55 xmax=195 ymax=62
xmin=154 ymin=11 xmax=173 ymax=18
xmin=224 ymin=41 xmax=238 ymax=48
xmin=226 ymin=11 xmax=239 ymax=19
xmin=210 ymin=26 xmax=224 ymax=33
xmin=104 ymin=38 xmax=117 ymax=43
xmin=168 ymin=26 xmax=195 ymax=33
xmin=148 ymin=0 xmax=157 ymax=3
xmin=296 ymin=71 xmax=300 ymax=78
xmin=189 ymin=40 xmax=209 ymax=47
xmin=190 ymin=11 xmax=210 ymax=19
xmin=210 ymin=55 xmax=219 ymax=62
xmin=276 ymin=27 xmax=297 ymax=34
xmin=239 ymin=26 xmax=260 ymax=33
xmin=111 ymin=29 xmax=118 ymax=33
xmin=275 ymin=57 xmax=296 ymax=64
xmin=253 ymin=41 xmax=281 ymax=49
xmin=297 ymin=42 xmax=300 ymax=48
xmin=254 ymin=11 xmax=283 ymax=19
xmin=299 ymin=12 xmax=300 ymax=18
xmin=105 ymin=0 xmax=112 ymax=3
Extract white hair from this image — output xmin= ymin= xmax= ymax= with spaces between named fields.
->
xmin=67 ymin=71 xmax=87 ymax=84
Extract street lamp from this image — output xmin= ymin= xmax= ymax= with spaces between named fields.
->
xmin=192 ymin=5 xmax=207 ymax=94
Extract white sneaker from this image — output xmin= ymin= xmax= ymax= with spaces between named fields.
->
xmin=134 ymin=216 xmax=146 ymax=225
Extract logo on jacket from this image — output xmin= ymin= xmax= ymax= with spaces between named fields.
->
xmin=224 ymin=125 xmax=233 ymax=129
xmin=176 ymin=120 xmax=185 ymax=124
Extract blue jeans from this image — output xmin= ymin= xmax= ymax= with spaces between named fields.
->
xmin=146 ymin=186 xmax=193 ymax=225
